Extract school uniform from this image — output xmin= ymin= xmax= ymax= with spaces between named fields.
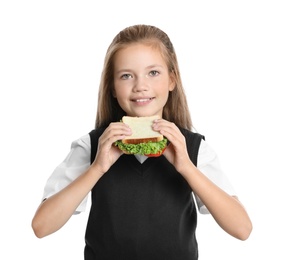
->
xmin=42 ymin=127 xmax=236 ymax=260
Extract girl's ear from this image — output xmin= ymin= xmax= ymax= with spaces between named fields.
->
xmin=168 ymin=72 xmax=176 ymax=91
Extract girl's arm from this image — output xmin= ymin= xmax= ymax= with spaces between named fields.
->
xmin=32 ymin=122 xmax=131 ymax=238
xmin=31 ymin=164 xmax=103 ymax=238
xmin=153 ymin=119 xmax=253 ymax=240
xmin=180 ymin=161 xmax=252 ymax=240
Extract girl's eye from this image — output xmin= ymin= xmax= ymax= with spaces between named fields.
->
xmin=121 ymin=74 xmax=132 ymax=80
xmin=149 ymin=70 xmax=159 ymax=77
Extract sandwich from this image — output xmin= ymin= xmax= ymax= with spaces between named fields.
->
xmin=114 ymin=115 xmax=168 ymax=157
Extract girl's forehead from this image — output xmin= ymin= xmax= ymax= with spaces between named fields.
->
xmin=115 ymin=43 xmax=165 ymax=61
xmin=114 ymin=44 xmax=167 ymax=68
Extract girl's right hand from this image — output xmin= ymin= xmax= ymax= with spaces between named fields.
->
xmin=91 ymin=122 xmax=131 ymax=175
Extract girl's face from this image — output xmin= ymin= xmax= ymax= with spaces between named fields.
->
xmin=113 ymin=43 xmax=175 ymax=117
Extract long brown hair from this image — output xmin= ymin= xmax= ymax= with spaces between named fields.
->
xmin=96 ymin=24 xmax=192 ymax=130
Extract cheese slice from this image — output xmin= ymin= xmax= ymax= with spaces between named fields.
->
xmin=122 ymin=115 xmax=163 ymax=144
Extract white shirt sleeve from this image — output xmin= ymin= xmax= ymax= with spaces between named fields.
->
xmin=42 ymin=134 xmax=91 ymax=214
xmin=195 ymin=139 xmax=237 ymax=214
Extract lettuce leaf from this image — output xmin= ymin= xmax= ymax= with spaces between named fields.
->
xmin=115 ymin=138 xmax=167 ymax=155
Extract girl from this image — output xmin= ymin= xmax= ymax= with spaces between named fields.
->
xmin=32 ymin=24 xmax=252 ymax=259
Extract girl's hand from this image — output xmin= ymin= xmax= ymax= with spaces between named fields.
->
xmin=153 ymin=119 xmax=192 ymax=173
xmin=92 ymin=122 xmax=131 ymax=175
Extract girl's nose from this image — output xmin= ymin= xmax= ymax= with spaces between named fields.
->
xmin=133 ymin=75 xmax=149 ymax=92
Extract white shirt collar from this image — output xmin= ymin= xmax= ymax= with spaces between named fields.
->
xmin=134 ymin=154 xmax=148 ymax=163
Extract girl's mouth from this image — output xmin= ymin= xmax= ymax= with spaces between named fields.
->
xmin=131 ymin=97 xmax=154 ymax=106
xmin=132 ymin=97 xmax=154 ymax=103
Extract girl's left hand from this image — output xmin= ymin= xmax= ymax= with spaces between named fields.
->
xmin=152 ymin=119 xmax=192 ymax=173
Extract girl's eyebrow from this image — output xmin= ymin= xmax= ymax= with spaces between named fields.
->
xmin=115 ymin=69 xmax=132 ymax=74
xmin=146 ymin=64 xmax=164 ymax=69
xmin=115 ymin=64 xmax=165 ymax=74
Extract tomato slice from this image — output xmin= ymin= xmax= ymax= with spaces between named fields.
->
xmin=145 ymin=147 xmax=166 ymax=157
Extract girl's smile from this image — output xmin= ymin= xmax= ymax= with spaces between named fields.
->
xmin=131 ymin=97 xmax=155 ymax=105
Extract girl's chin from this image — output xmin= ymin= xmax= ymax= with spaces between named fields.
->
xmin=125 ymin=109 xmax=163 ymax=118
xmin=126 ymin=113 xmax=162 ymax=117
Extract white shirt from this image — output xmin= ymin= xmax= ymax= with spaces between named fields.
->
xmin=42 ymin=134 xmax=236 ymax=214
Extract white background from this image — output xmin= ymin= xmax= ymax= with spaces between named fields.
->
xmin=1 ymin=0 xmax=286 ymax=259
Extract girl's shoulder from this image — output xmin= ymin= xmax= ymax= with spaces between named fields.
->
xmin=179 ymin=127 xmax=205 ymax=141
xmin=89 ymin=127 xmax=106 ymax=138
xmin=179 ymin=127 xmax=205 ymax=166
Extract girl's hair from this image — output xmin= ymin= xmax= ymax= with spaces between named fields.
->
xmin=96 ymin=24 xmax=192 ymax=130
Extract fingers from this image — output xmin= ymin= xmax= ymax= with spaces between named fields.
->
xmin=152 ymin=119 xmax=184 ymax=145
xmin=153 ymin=119 xmax=188 ymax=156
xmin=100 ymin=122 xmax=132 ymax=145
xmin=93 ymin=122 xmax=132 ymax=173
xmin=153 ymin=119 xmax=191 ymax=172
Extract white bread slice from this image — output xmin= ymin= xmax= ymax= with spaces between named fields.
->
xmin=122 ymin=115 xmax=163 ymax=144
